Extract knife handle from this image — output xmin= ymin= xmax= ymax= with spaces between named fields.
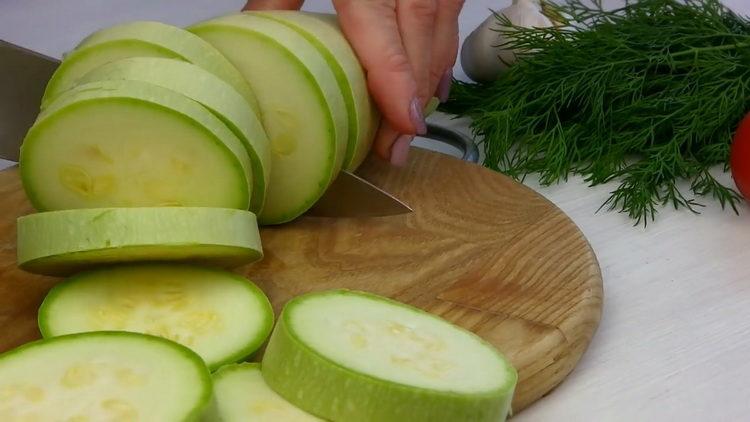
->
xmin=423 ymin=123 xmax=480 ymax=163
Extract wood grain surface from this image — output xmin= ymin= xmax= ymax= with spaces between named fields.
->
xmin=0 ymin=148 xmax=603 ymax=413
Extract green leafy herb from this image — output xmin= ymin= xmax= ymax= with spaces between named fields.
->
xmin=443 ymin=0 xmax=750 ymax=224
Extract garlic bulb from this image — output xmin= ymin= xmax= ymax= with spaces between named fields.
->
xmin=461 ymin=0 xmax=554 ymax=83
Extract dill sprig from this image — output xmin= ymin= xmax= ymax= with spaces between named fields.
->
xmin=443 ymin=0 xmax=750 ymax=225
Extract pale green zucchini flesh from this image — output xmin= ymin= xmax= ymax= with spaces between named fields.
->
xmin=42 ymin=20 xmax=259 ymax=114
xmin=205 ymin=363 xmax=323 ymax=422
xmin=254 ymin=11 xmax=379 ymax=171
xmin=190 ymin=13 xmax=348 ymax=225
xmin=0 ymin=331 xmax=211 ymax=421
xmin=20 ymin=79 xmax=252 ymax=211
xmin=262 ymin=289 xmax=518 ymax=422
xmin=78 ymin=57 xmax=271 ymax=213
xmin=16 ymin=207 xmax=263 ymax=276
xmin=39 ymin=264 xmax=274 ymax=370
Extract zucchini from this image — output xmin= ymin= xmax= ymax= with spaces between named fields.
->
xmin=17 ymin=207 xmax=263 ymax=276
xmin=205 ymin=363 xmax=323 ymax=421
xmin=190 ymin=13 xmax=348 ymax=224
xmin=39 ymin=264 xmax=273 ymax=370
xmin=0 ymin=331 xmax=210 ymax=421
xmin=77 ymin=57 xmax=271 ymax=213
xmin=42 ymin=20 xmax=259 ymax=114
xmin=262 ymin=289 xmax=517 ymax=422
xmin=20 ymin=79 xmax=252 ymax=211
xmin=254 ymin=11 xmax=378 ymax=171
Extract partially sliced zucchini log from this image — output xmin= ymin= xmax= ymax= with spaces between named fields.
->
xmin=39 ymin=264 xmax=274 ymax=370
xmin=20 ymin=79 xmax=252 ymax=211
xmin=16 ymin=207 xmax=263 ymax=276
xmin=255 ymin=11 xmax=379 ymax=171
xmin=262 ymin=289 xmax=518 ymax=422
xmin=0 ymin=331 xmax=211 ymax=421
xmin=190 ymin=13 xmax=348 ymax=225
xmin=78 ymin=57 xmax=271 ymax=213
xmin=206 ymin=363 xmax=323 ymax=421
xmin=42 ymin=20 xmax=259 ymax=114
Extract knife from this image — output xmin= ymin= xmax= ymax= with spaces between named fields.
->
xmin=0 ymin=39 xmax=411 ymax=218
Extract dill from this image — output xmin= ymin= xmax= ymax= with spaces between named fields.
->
xmin=443 ymin=0 xmax=750 ymax=224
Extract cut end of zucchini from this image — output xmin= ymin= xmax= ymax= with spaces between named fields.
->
xmin=252 ymin=11 xmax=379 ymax=172
xmin=39 ymin=264 xmax=273 ymax=370
xmin=22 ymin=79 xmax=252 ymax=211
xmin=262 ymin=289 xmax=517 ymax=422
xmin=190 ymin=14 xmax=348 ymax=225
xmin=0 ymin=331 xmax=211 ymax=421
xmin=77 ymin=57 xmax=271 ymax=213
xmin=207 ymin=363 xmax=323 ymax=421
xmin=16 ymin=207 xmax=263 ymax=276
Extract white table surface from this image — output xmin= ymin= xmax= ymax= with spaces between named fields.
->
xmin=2 ymin=1 xmax=750 ymax=421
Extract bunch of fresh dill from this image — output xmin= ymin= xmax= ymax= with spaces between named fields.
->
xmin=443 ymin=0 xmax=750 ymax=224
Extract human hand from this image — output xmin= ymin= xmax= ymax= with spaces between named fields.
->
xmin=244 ymin=0 xmax=464 ymax=166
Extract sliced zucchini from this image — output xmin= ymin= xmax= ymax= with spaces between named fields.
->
xmin=78 ymin=57 xmax=271 ymax=213
xmin=190 ymin=13 xmax=348 ymax=224
xmin=39 ymin=264 xmax=273 ymax=370
xmin=0 ymin=331 xmax=210 ymax=421
xmin=205 ymin=363 xmax=323 ymax=421
xmin=16 ymin=207 xmax=263 ymax=276
xmin=42 ymin=20 xmax=259 ymax=114
xmin=255 ymin=11 xmax=379 ymax=171
xmin=20 ymin=79 xmax=252 ymax=211
xmin=262 ymin=289 xmax=517 ymax=422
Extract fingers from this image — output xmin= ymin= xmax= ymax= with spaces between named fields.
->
xmin=430 ymin=0 xmax=463 ymax=101
xmin=396 ymin=0 xmax=436 ymax=110
xmin=332 ymin=0 xmax=419 ymax=136
xmin=242 ymin=0 xmax=304 ymax=10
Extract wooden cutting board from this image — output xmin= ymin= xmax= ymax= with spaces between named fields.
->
xmin=0 ymin=148 xmax=602 ymax=413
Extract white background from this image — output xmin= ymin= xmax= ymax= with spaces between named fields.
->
xmin=2 ymin=1 xmax=750 ymax=421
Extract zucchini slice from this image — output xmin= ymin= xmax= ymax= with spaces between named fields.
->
xmin=16 ymin=207 xmax=263 ymax=276
xmin=78 ymin=57 xmax=271 ymax=213
xmin=190 ymin=13 xmax=348 ymax=224
xmin=0 ymin=331 xmax=210 ymax=421
xmin=262 ymin=289 xmax=517 ymax=422
xmin=42 ymin=20 xmax=259 ymax=114
xmin=20 ymin=79 xmax=252 ymax=211
xmin=206 ymin=363 xmax=323 ymax=421
xmin=254 ymin=11 xmax=379 ymax=171
xmin=39 ymin=264 xmax=273 ymax=371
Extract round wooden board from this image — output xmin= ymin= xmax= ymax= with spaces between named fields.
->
xmin=244 ymin=148 xmax=603 ymax=412
xmin=0 ymin=148 xmax=602 ymax=413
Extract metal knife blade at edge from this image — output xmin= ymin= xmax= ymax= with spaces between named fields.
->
xmin=0 ymin=39 xmax=412 ymax=218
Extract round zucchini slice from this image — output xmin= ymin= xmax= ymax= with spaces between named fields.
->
xmin=190 ymin=13 xmax=348 ymax=225
xmin=38 ymin=264 xmax=273 ymax=371
xmin=0 ymin=331 xmax=210 ymax=421
xmin=255 ymin=11 xmax=379 ymax=171
xmin=206 ymin=363 xmax=323 ymax=421
xmin=16 ymin=207 xmax=263 ymax=276
xmin=20 ymin=79 xmax=252 ymax=211
xmin=262 ymin=289 xmax=518 ymax=422
xmin=78 ymin=57 xmax=271 ymax=213
xmin=42 ymin=20 xmax=259 ymax=114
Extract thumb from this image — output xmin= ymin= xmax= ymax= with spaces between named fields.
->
xmin=243 ymin=0 xmax=304 ymax=10
xmin=332 ymin=0 xmax=421 ymax=136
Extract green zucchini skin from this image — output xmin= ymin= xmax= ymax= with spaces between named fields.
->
xmin=17 ymin=207 xmax=263 ymax=276
xmin=262 ymin=289 xmax=517 ymax=422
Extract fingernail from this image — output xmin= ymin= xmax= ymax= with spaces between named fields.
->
xmin=409 ymin=98 xmax=427 ymax=135
xmin=390 ymin=134 xmax=414 ymax=167
xmin=437 ymin=68 xmax=453 ymax=102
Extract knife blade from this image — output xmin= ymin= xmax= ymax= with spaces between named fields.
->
xmin=0 ymin=40 xmax=58 ymax=162
xmin=0 ymin=39 xmax=412 ymax=217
